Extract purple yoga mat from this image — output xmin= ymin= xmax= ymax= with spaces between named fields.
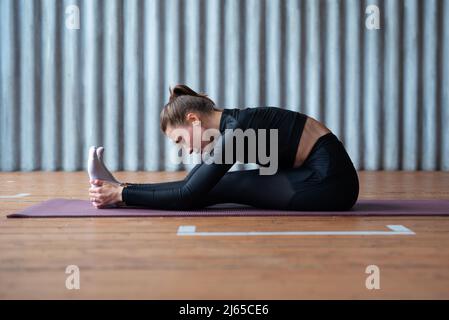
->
xmin=6 ymin=198 xmax=449 ymax=218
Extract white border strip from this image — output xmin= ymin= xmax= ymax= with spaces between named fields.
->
xmin=177 ymin=225 xmax=415 ymax=236
xmin=0 ymin=193 xmax=30 ymax=199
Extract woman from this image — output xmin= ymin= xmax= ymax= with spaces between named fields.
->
xmin=89 ymin=84 xmax=359 ymax=211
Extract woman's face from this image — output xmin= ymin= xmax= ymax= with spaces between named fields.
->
xmin=165 ymin=120 xmax=210 ymax=155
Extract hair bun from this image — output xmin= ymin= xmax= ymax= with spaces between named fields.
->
xmin=169 ymin=84 xmax=211 ymax=102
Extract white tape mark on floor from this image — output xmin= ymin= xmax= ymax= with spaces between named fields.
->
xmin=0 ymin=193 xmax=31 ymax=199
xmin=177 ymin=225 xmax=415 ymax=236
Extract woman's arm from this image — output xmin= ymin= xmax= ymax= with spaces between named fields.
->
xmin=121 ymin=127 xmax=237 ymax=210
xmin=122 ymin=180 xmax=187 ymax=189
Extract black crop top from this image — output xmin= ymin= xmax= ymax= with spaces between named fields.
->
xmin=122 ymin=106 xmax=308 ymax=210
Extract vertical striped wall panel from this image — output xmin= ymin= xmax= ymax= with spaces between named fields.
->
xmin=0 ymin=0 xmax=448 ymax=171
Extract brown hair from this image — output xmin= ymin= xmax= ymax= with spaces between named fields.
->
xmin=160 ymin=84 xmax=221 ymax=133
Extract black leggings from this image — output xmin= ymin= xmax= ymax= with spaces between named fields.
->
xmin=197 ymin=132 xmax=359 ymax=211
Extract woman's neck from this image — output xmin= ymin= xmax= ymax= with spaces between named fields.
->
xmin=206 ymin=109 xmax=224 ymax=131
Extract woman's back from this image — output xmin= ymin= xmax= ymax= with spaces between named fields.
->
xmin=219 ymin=106 xmax=308 ymax=169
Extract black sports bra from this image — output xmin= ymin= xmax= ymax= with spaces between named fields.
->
xmin=219 ymin=106 xmax=308 ymax=169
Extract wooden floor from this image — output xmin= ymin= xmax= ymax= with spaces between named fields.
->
xmin=1 ymin=171 xmax=449 ymax=299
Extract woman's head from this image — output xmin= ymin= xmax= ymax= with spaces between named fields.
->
xmin=160 ymin=84 xmax=222 ymax=154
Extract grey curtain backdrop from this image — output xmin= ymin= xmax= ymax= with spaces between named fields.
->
xmin=0 ymin=0 xmax=448 ymax=172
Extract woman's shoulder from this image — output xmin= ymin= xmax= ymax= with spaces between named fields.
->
xmin=220 ymin=106 xmax=306 ymax=132
xmin=222 ymin=106 xmax=291 ymax=116
xmin=237 ymin=106 xmax=306 ymax=121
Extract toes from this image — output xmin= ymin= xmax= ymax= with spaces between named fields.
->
xmin=96 ymin=147 xmax=104 ymax=161
xmin=88 ymin=146 xmax=97 ymax=162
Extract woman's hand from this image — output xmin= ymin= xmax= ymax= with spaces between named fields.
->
xmin=89 ymin=179 xmax=124 ymax=209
